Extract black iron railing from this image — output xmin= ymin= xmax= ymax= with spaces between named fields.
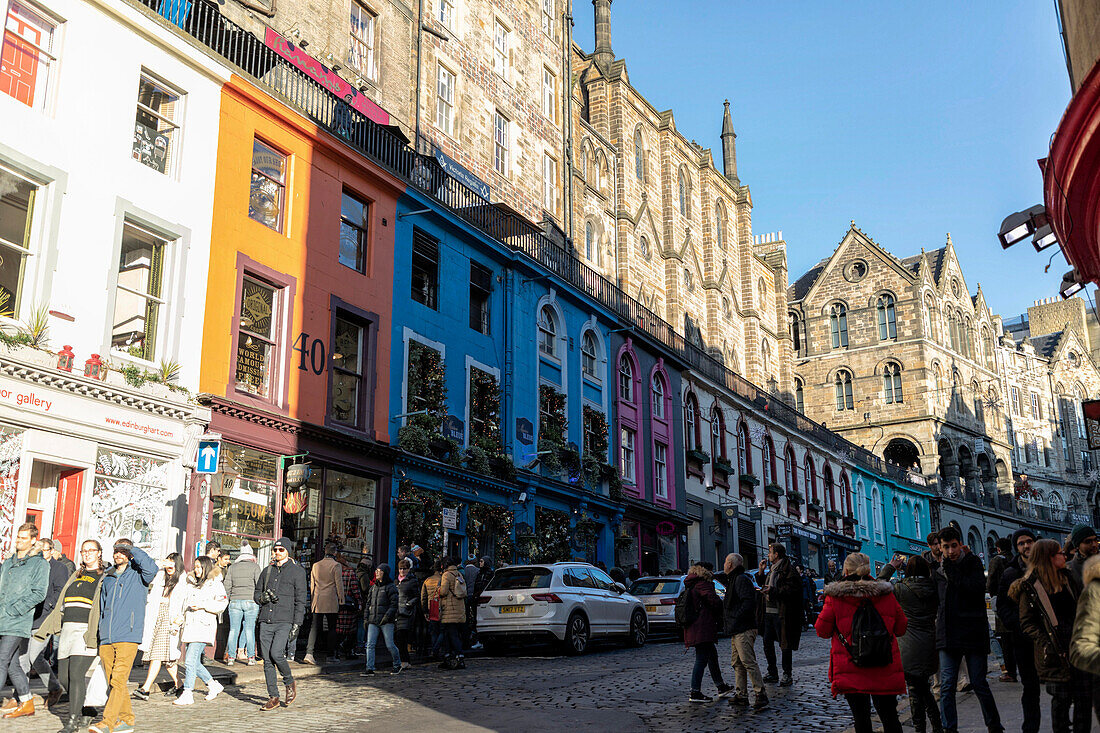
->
xmin=138 ymin=0 xmax=927 ymax=488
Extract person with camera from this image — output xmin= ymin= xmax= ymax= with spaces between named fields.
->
xmin=255 ymin=537 xmax=307 ymax=712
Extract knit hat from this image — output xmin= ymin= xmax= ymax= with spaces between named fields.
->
xmin=112 ymin=543 xmax=133 ymax=559
xmin=237 ymin=542 xmax=255 ymax=559
xmin=273 ymin=537 xmax=294 ymax=553
xmin=1071 ymin=524 xmax=1097 ymax=548
xmin=1012 ymin=528 xmax=1037 ymax=548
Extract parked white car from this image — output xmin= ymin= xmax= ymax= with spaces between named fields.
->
xmin=631 ymin=575 xmax=726 ymax=632
xmin=476 ymin=562 xmax=648 ymax=655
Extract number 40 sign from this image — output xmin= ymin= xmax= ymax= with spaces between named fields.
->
xmin=292 ymin=333 xmax=327 ymax=375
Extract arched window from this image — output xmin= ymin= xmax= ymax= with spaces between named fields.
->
xmin=638 ymin=235 xmax=649 ymax=257
xmin=892 ymin=498 xmax=900 ymax=533
xmin=714 ymin=201 xmax=724 ymax=249
xmin=678 ymin=171 xmax=687 ymax=217
xmin=876 ymin=294 xmax=897 ymax=340
xmin=538 ymin=305 xmax=558 ymax=358
xmin=871 ymin=486 xmax=883 ymax=542
xmin=581 ymin=330 xmax=598 ymax=379
xmin=829 ymin=303 xmax=849 ymax=348
xmin=684 ymin=393 xmax=699 ymax=451
xmin=841 ymin=473 xmax=852 ymax=515
xmin=634 ymin=129 xmax=644 ymax=180
xmin=913 ymin=504 xmax=922 ymax=537
xmin=618 ymin=354 xmax=634 ymax=402
xmin=651 ymin=374 xmax=666 ymax=419
xmin=761 ymin=339 xmax=771 ymax=375
xmin=710 ymin=404 xmax=726 ymax=460
xmin=763 ymin=435 xmax=777 ymax=484
xmin=933 ymin=363 xmax=943 ymax=407
xmin=924 ymin=295 xmax=937 ymax=342
xmin=823 ymin=464 xmax=835 ymax=512
xmin=883 ymin=363 xmax=903 ymax=404
xmin=972 ymin=380 xmax=983 ymax=420
xmin=835 ymin=369 xmax=854 ymax=411
xmin=584 ymin=221 xmax=596 ymax=263
xmin=785 ymin=446 xmax=798 ymax=493
xmin=737 ymin=421 xmax=751 ymax=473
xmin=788 ymin=312 xmax=802 ymax=353
xmin=794 ymin=378 xmax=805 ymax=413
xmin=947 ymin=314 xmax=959 ymax=352
xmin=964 ymin=317 xmax=974 ymax=359
xmin=804 ymin=455 xmax=817 ymax=504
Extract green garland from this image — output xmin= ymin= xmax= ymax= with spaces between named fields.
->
xmin=399 ymin=342 xmax=454 ymax=462
xmin=582 ymin=405 xmax=609 ymax=458
xmin=394 ymin=481 xmax=462 ymax=558
xmin=467 ymin=501 xmax=515 ymax=563
xmin=528 ymin=506 xmax=571 ymax=563
xmin=464 ymin=370 xmax=516 ymax=481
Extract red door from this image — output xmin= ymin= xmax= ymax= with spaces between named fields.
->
xmin=53 ymin=469 xmax=83 ymax=558
xmin=24 ymin=507 xmax=41 ymax=532
xmin=0 ymin=7 xmax=46 ymax=107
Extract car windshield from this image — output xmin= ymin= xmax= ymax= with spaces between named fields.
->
xmin=630 ymin=579 xmax=680 ymax=595
xmin=485 ymin=568 xmax=552 ymax=590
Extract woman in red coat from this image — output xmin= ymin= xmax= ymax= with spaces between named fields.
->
xmin=683 ymin=564 xmax=733 ymax=703
xmin=815 ymin=552 xmax=907 ymax=733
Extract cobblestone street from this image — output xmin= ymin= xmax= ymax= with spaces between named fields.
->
xmin=0 ymin=633 xmax=883 ymax=733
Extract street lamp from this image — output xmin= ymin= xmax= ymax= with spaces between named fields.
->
xmin=1059 ymin=268 xmax=1086 ymax=299
xmin=998 ymin=204 xmax=1058 ymax=252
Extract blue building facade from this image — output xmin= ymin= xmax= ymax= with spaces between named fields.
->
xmin=849 ymin=465 xmax=934 ymax=574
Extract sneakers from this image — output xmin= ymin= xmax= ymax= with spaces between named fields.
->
xmin=226 ymin=657 xmax=234 ymax=666
xmin=470 ymin=642 xmax=483 ymax=650
xmin=998 ymin=673 xmax=1017 ymax=683
xmin=779 ymin=674 xmax=793 ymax=687
xmin=716 ymin=683 xmax=734 ymax=698
xmin=762 ymin=672 xmax=779 ymax=684
xmin=400 ymin=662 xmax=412 ymax=671
xmin=88 ymin=722 xmax=110 ymax=733
xmin=236 ymin=650 xmax=249 ymax=663
xmin=689 ymin=691 xmax=713 ymax=703
xmin=113 ymin=724 xmax=135 ymax=733
xmin=390 ymin=666 xmax=402 ymax=675
xmin=360 ymin=669 xmax=375 ymax=676
xmin=173 ymin=689 xmax=195 ymax=706
xmin=729 ymin=694 xmax=749 ymax=706
xmin=130 ymin=687 xmax=150 ymax=701
xmin=753 ymin=693 xmax=770 ymax=711
xmin=205 ymin=679 xmax=224 ymax=701
xmin=247 ymin=657 xmax=257 ymax=666
xmin=302 ymin=654 xmax=317 ymax=665
xmin=164 ymin=687 xmax=182 ymax=699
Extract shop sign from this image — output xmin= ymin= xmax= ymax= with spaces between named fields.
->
xmin=516 ymin=418 xmax=534 ymax=445
xmin=444 ymin=415 xmax=464 ymax=442
xmin=656 ymin=521 xmax=675 ymax=536
xmin=432 ymin=147 xmax=491 ymax=200
xmin=0 ymin=377 xmax=182 ymax=442
xmin=1084 ymin=400 xmax=1100 ymax=450
xmin=442 ymin=507 xmax=458 ymax=530
xmin=777 ymin=522 xmax=819 ymax=542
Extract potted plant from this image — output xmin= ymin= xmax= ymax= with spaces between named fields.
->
xmin=787 ymin=490 xmax=804 ymax=504
xmin=826 ymin=509 xmax=842 ymax=521
xmin=764 ymin=483 xmax=784 ymax=497
xmin=713 ymin=457 xmax=735 ymax=476
xmin=738 ymin=474 xmax=760 ymax=488
xmin=686 ymin=448 xmax=710 ymax=464
xmin=807 ymin=501 xmax=823 ymax=511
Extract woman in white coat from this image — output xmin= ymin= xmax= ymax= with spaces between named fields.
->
xmin=134 ymin=553 xmax=187 ymax=700
xmin=174 ymin=556 xmax=229 ymax=706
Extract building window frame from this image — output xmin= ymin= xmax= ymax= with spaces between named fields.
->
xmin=876 ymin=293 xmax=897 ymax=340
xmin=492 ymin=110 xmax=509 ymax=176
xmin=1 ymin=0 xmax=58 ymax=110
xmin=131 ymin=70 xmax=183 ymax=177
xmin=829 ymin=303 xmax=849 ymax=349
xmin=326 ymin=297 xmax=379 ymax=436
xmin=492 ymin=18 xmax=510 ymax=79
xmin=228 ymin=255 xmax=296 ymax=410
xmin=835 ymin=369 xmax=854 ymax=411
xmin=411 ymin=227 xmax=439 ymax=310
xmin=883 ymin=362 xmax=903 ymax=404
xmin=339 ymin=188 xmax=370 ymax=273
xmin=435 ymin=63 xmax=456 ymax=137
xmin=468 ymin=260 xmax=492 ymax=335
xmin=249 ymin=137 xmax=288 ymax=232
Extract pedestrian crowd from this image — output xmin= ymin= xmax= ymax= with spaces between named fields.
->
xmin=676 ymin=523 xmax=1100 ymax=733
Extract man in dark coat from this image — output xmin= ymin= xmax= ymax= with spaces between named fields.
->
xmin=935 ymin=526 xmax=1003 ymax=733
xmin=720 ymin=553 xmax=767 ymax=710
xmin=758 ymin=543 xmax=802 ymax=687
xmin=20 ymin=538 xmax=67 ymax=705
xmin=986 ymin=536 xmax=1015 ymax=683
xmin=921 ymin=531 xmax=942 ymax=571
xmin=255 ymin=536 xmax=307 ymax=711
xmin=997 ymin=528 xmax=1040 ymax=733
xmin=1066 ymin=524 xmax=1099 ymax=586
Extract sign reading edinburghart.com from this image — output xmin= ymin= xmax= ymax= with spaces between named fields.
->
xmin=263 ymin=28 xmax=390 ymax=127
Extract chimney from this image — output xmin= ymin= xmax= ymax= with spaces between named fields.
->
xmin=593 ymin=0 xmax=613 ymax=71
xmin=721 ymin=99 xmax=738 ymax=183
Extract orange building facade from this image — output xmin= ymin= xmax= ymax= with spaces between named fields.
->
xmin=186 ymin=73 xmax=402 ymax=566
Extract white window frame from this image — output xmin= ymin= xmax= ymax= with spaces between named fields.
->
xmin=437 ymin=0 xmax=453 ymax=27
xmin=435 ymin=63 xmax=455 ymax=137
xmin=493 ymin=19 xmax=509 ymax=79
xmin=542 ymin=67 xmax=556 ymax=121
xmin=541 ymin=0 xmax=554 ymax=37
xmin=654 ymin=442 xmax=668 ymax=499
xmin=349 ymin=2 xmax=377 ymax=82
xmin=542 ymin=153 xmax=558 ymax=214
xmin=620 ymin=426 xmax=635 ymax=483
xmin=132 ymin=70 xmax=183 ymax=178
xmin=492 ymin=110 xmax=508 ymax=176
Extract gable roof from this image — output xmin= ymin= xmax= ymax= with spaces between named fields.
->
xmin=788 ymin=257 xmax=829 ymax=302
xmin=1029 ymin=331 xmax=1065 ymax=359
xmin=899 ymin=246 xmax=947 ymax=284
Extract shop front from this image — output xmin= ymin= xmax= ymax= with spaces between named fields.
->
xmin=615 ymin=499 xmax=691 ymax=576
xmin=187 ymin=396 xmax=391 ymax=570
xmin=776 ymin=522 xmax=826 ymax=576
xmin=0 ymin=347 xmax=207 ymax=557
xmin=824 ymin=530 xmax=863 ymax=573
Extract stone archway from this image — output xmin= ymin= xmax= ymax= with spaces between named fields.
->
xmin=957 ymin=445 xmax=976 ymax=499
xmin=938 ymin=439 xmax=958 ymax=494
xmin=884 ymin=438 xmax=922 ymax=472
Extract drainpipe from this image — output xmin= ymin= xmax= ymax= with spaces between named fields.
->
xmin=414 ymin=0 xmax=424 ymax=151
xmin=503 ymin=266 xmax=515 ymax=462
xmin=563 ymin=1 xmax=574 ymax=243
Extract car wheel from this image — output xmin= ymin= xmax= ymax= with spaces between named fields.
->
xmin=627 ymin=609 xmax=647 ymax=647
xmin=563 ymin=612 xmax=590 ymax=656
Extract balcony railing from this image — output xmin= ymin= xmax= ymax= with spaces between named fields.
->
xmin=137 ymin=0 xmax=931 ymax=490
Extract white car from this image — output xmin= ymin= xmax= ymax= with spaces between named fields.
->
xmin=631 ymin=575 xmax=726 ymax=632
xmin=475 ymin=562 xmax=648 ymax=655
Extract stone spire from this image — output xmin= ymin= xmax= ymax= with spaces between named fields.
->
xmin=721 ymin=99 xmax=738 ymax=184
xmin=593 ymin=0 xmax=614 ymax=72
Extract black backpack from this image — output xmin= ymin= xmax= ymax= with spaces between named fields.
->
xmin=837 ymin=598 xmax=893 ymax=667
xmin=674 ymin=588 xmax=697 ymax=629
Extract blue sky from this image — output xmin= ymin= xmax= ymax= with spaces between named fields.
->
xmin=572 ymin=1 xmax=1074 ymax=320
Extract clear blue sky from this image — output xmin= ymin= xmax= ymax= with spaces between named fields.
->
xmin=573 ymin=1 xmax=1074 ymax=320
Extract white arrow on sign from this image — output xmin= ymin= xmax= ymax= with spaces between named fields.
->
xmin=199 ymin=445 xmax=218 ymax=472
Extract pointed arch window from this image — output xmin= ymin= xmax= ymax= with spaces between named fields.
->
xmin=737 ymin=421 xmax=751 ymax=474
xmin=972 ymin=381 xmax=983 ymax=420
xmin=804 ymin=455 xmax=818 ymax=504
xmin=651 ymin=374 xmax=666 ymax=419
xmin=714 ymin=201 xmax=724 ymax=249
xmin=794 ymin=378 xmax=805 ymax=413
xmin=618 ymin=354 xmax=634 ymax=402
xmin=711 ymin=404 xmax=726 ymax=460
xmin=581 ymin=330 xmax=598 ymax=379
xmin=823 ymin=464 xmax=835 ymax=512
xmin=538 ymin=305 xmax=558 ymax=358
xmin=982 ymin=329 xmax=994 ymax=368
xmin=924 ymin=295 xmax=937 ymax=342
xmin=883 ymin=363 xmax=903 ymax=404
xmin=634 ymin=129 xmax=644 ymax=180
xmin=835 ymin=369 xmax=854 ymax=411
xmin=876 ymin=294 xmax=897 ymax=340
xmin=829 ymin=303 xmax=849 ymax=348
xmin=761 ymin=339 xmax=771 ymax=375
xmin=684 ymin=393 xmax=699 ymax=451
xmin=789 ymin=312 xmax=802 ymax=353
xmin=785 ymin=446 xmax=798 ymax=493
xmin=763 ymin=435 xmax=776 ymax=484
xmin=678 ymin=171 xmax=687 ymax=217
xmin=584 ymin=221 xmax=595 ymax=262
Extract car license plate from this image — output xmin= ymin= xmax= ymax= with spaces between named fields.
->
xmin=500 ymin=605 xmax=525 ymax=614
xmin=645 ymin=605 xmax=659 ymax=613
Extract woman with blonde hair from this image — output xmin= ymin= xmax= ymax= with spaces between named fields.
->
xmin=683 ymin=563 xmax=732 ymax=702
xmin=1012 ymin=538 xmax=1087 ymax=732
xmin=174 ymin=556 xmax=229 ymax=706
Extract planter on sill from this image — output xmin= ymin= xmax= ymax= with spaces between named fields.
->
xmin=713 ymin=459 xmax=735 ymax=476
xmin=826 ymin=510 xmax=843 ymax=521
xmin=764 ymin=483 xmax=784 ymax=497
xmin=738 ymin=474 xmax=760 ymax=488
xmin=786 ymin=491 xmax=804 ymax=504
xmin=806 ymin=502 xmax=823 ymax=512
xmin=686 ymin=448 xmax=710 ymax=465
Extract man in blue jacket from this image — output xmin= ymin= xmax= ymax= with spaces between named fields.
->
xmin=0 ymin=522 xmax=48 ymax=719
xmin=89 ymin=538 xmax=156 ymax=733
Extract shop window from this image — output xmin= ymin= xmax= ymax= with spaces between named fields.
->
xmin=249 ymin=138 xmax=287 ymax=232
xmin=411 ymin=228 xmax=439 ymax=309
xmin=654 ymin=442 xmax=668 ymax=499
xmin=93 ymin=447 xmax=169 ymax=553
xmin=323 ymin=470 xmax=376 ymax=557
xmin=1 ymin=0 xmax=57 ymax=109
xmin=0 ymin=165 xmax=37 ymax=318
xmin=281 ymin=464 xmax=322 ymax=562
xmin=339 ymin=190 xmax=369 ymax=273
xmin=330 ymin=314 xmax=365 ymax=427
xmin=131 ymin=72 xmax=181 ymax=175
xmin=235 ymin=276 xmax=281 ymax=399
xmin=469 ymin=261 xmax=492 ymax=334
xmin=111 ymin=221 xmax=167 ymax=362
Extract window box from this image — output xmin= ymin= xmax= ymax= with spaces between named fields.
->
xmin=764 ymin=483 xmax=784 ymax=497
xmin=807 ymin=501 xmax=823 ymax=511
xmin=713 ymin=458 xmax=735 ymax=477
xmin=685 ymin=448 xmax=708 ymax=480
xmin=786 ymin=490 xmax=804 ymax=505
xmin=842 ymin=514 xmax=857 ymax=526
xmin=826 ymin=509 xmax=842 ymax=520
xmin=738 ymin=473 xmax=759 ymax=501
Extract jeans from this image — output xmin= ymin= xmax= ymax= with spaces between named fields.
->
xmin=258 ymin=622 xmax=293 ymax=699
xmin=99 ymin=642 xmax=138 ymax=729
xmin=441 ymin=623 xmax=463 ymax=658
xmin=730 ymin=630 xmax=764 ymax=696
xmin=183 ymin=641 xmax=214 ymax=690
xmin=690 ymin=642 xmax=725 ymax=693
xmin=761 ymin=614 xmax=792 ymax=676
xmin=939 ymin=649 xmax=1002 ymax=731
xmin=0 ymin=635 xmax=30 ymax=701
xmin=845 ymin=693 xmax=902 ymax=733
xmin=19 ymin=634 xmax=59 ymax=692
xmin=1047 ymin=671 xmax=1091 ymax=733
xmin=365 ymin=623 xmax=400 ymax=672
xmin=1015 ymin=632 xmax=1042 ymax=733
xmin=227 ymin=600 xmax=260 ymax=659
xmin=905 ymin=673 xmax=942 ymax=733
xmin=59 ymin=655 xmax=94 ymax=716
xmin=428 ymin=620 xmax=443 ymax=656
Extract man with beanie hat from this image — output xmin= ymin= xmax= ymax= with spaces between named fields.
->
xmin=997 ymin=528 xmax=1040 ymax=733
xmin=1067 ymin=524 xmax=1099 ymax=586
xmin=256 ymin=536 xmax=307 ymax=711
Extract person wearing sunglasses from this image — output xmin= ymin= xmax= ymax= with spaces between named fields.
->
xmin=254 ymin=537 xmax=306 ymax=712
xmin=1012 ymin=538 xmax=1087 ymax=732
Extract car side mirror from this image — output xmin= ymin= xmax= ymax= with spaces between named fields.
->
xmin=612 ymin=582 xmax=626 ymax=594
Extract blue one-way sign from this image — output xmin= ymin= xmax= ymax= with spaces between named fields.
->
xmin=196 ymin=439 xmax=221 ymax=474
